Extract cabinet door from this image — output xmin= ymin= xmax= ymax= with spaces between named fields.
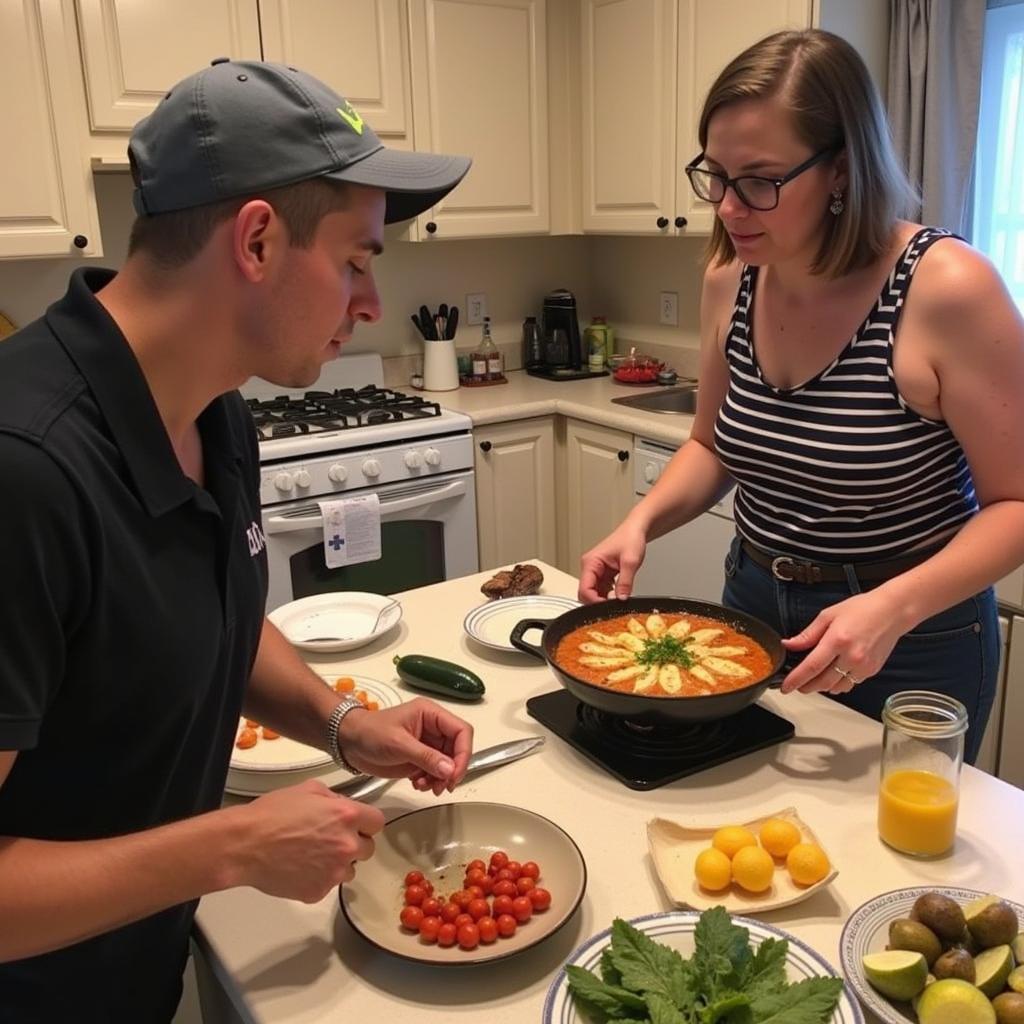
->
xmin=564 ymin=420 xmax=634 ymax=573
xmin=408 ymin=0 xmax=549 ymax=237
xmin=0 ymin=0 xmax=101 ymax=258
xmin=674 ymin=0 xmax=811 ymax=233
xmin=975 ymin=615 xmax=1009 ymax=775
xmin=75 ymin=0 xmax=261 ymax=140
xmin=474 ymin=417 xmax=557 ymax=569
xmin=999 ymin=616 xmax=1024 ymax=789
xmin=580 ymin=0 xmax=677 ymax=234
xmin=259 ymin=0 xmax=412 ymax=148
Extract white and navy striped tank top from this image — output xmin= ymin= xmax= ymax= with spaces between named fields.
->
xmin=714 ymin=227 xmax=977 ymax=561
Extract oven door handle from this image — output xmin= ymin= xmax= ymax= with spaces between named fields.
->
xmin=263 ymin=479 xmax=469 ymax=535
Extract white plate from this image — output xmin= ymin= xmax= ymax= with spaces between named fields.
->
xmin=463 ymin=595 xmax=580 ymax=652
xmin=545 ymin=910 xmax=863 ymax=1024
xmin=268 ymin=593 xmax=402 ymax=653
xmin=225 ymin=674 xmax=402 ymax=796
xmin=840 ymin=886 xmax=1024 ymax=1024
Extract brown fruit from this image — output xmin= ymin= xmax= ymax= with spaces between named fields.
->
xmin=993 ymin=993 xmax=1024 ymax=1024
xmin=932 ymin=947 xmax=976 ymax=983
xmin=889 ymin=919 xmax=943 ymax=967
xmin=913 ymin=892 xmax=968 ymax=942
xmin=967 ymin=900 xmax=1020 ymax=950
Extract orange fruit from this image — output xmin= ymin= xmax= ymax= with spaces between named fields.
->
xmin=759 ymin=818 xmax=802 ymax=858
xmin=786 ymin=843 xmax=831 ymax=886
xmin=731 ymin=845 xmax=775 ymax=893
xmin=694 ymin=847 xmax=732 ymax=891
xmin=712 ymin=825 xmax=757 ymax=859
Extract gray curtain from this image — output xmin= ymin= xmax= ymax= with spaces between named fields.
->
xmin=888 ymin=0 xmax=986 ymax=233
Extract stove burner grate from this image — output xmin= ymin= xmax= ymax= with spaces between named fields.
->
xmin=576 ymin=705 xmax=733 ymax=762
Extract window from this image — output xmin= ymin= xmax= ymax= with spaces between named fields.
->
xmin=973 ymin=0 xmax=1024 ymax=311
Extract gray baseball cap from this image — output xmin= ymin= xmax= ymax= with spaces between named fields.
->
xmin=129 ymin=58 xmax=470 ymax=224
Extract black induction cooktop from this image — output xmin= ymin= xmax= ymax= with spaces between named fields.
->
xmin=525 ymin=690 xmax=795 ymax=790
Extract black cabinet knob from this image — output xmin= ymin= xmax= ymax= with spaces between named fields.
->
xmin=479 ymin=440 xmax=492 ymax=453
xmin=617 ymin=450 xmax=630 ymax=462
xmin=73 ymin=234 xmax=88 ymax=249
xmin=425 ymin=221 xmax=438 ymax=234
xmin=674 ymin=216 xmax=688 ymax=229
xmin=656 ymin=216 xmax=669 ymax=229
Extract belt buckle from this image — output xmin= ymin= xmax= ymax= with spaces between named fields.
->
xmin=770 ymin=556 xmax=823 ymax=584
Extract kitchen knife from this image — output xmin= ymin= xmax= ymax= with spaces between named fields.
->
xmin=419 ymin=305 xmax=435 ymax=340
xmin=446 ymin=306 xmax=459 ymax=339
xmin=334 ymin=735 xmax=545 ymax=801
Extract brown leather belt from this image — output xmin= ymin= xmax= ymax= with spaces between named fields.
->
xmin=740 ymin=538 xmax=937 ymax=584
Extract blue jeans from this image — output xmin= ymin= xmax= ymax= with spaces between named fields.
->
xmin=721 ymin=536 xmax=999 ymax=765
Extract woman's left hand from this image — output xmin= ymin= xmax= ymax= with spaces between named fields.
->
xmin=779 ymin=590 xmax=909 ymax=695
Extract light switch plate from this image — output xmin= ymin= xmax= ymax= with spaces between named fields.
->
xmin=466 ymin=293 xmax=486 ymax=325
xmin=659 ymin=291 xmax=678 ymax=327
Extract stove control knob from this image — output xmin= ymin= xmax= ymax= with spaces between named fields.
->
xmin=294 ymin=469 xmax=312 ymax=488
xmin=643 ymin=462 xmax=660 ymax=484
xmin=424 ymin=447 xmax=442 ymax=466
xmin=362 ymin=458 xmax=382 ymax=478
xmin=273 ymin=471 xmax=294 ymax=492
xmin=404 ymin=450 xmax=424 ymax=469
xmin=328 ymin=463 xmax=348 ymax=484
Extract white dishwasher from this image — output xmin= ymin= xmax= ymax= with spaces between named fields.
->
xmin=630 ymin=438 xmax=737 ymax=602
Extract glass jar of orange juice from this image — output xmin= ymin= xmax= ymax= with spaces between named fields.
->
xmin=878 ymin=691 xmax=967 ymax=857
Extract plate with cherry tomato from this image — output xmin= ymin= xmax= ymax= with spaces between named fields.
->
xmin=339 ymin=801 xmax=587 ymax=965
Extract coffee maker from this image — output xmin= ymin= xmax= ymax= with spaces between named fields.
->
xmin=527 ymin=289 xmax=606 ymax=380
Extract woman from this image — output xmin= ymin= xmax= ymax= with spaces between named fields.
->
xmin=578 ymin=29 xmax=1024 ymax=763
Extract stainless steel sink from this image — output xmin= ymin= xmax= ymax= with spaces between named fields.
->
xmin=610 ymin=386 xmax=698 ymax=415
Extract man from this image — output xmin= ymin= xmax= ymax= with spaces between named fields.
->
xmin=0 ymin=59 xmax=472 ymax=1022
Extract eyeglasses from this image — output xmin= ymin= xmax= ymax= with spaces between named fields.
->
xmin=684 ymin=147 xmax=839 ymax=211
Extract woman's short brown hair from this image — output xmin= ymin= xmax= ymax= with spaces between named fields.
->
xmin=698 ymin=29 xmax=917 ymax=277
xmin=127 ymin=177 xmax=351 ymax=269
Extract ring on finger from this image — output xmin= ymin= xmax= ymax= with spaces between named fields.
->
xmin=832 ymin=664 xmax=850 ymax=679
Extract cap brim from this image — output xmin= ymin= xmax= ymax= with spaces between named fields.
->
xmin=327 ymin=148 xmax=471 ymax=224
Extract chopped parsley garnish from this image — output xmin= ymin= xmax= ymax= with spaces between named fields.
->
xmin=635 ymin=635 xmax=695 ymax=668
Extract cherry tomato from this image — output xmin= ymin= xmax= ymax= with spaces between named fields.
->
xmin=457 ymin=923 xmax=480 ymax=950
xmin=478 ymin=874 xmax=495 ymax=896
xmin=439 ymin=901 xmax=461 ymax=923
xmin=494 ymin=868 xmax=515 ymax=883
xmin=454 ymin=913 xmax=474 ymax=930
xmin=404 ymin=884 xmax=426 ymax=907
xmin=420 ymin=880 xmax=434 ymax=897
xmin=437 ymin=922 xmax=457 ymax=947
xmin=464 ymin=869 xmax=487 ymax=888
xmin=511 ymin=896 xmax=533 ymax=923
xmin=505 ymin=860 xmax=522 ymax=880
xmin=466 ymin=859 xmax=486 ymax=874
xmin=520 ymin=861 xmax=540 ymax=880
xmin=400 ymin=905 xmax=424 ymax=930
xmin=467 ymin=898 xmax=490 ymax=921
xmin=421 ymin=897 xmax=442 ymax=917
xmin=419 ymin=915 xmax=441 ymax=943
xmin=465 ymin=885 xmax=485 ymax=901
xmin=492 ymin=894 xmax=515 ymax=918
xmin=404 ymin=870 xmax=425 ymax=887
xmin=477 ymin=916 xmax=498 ymax=944
xmin=496 ymin=913 xmax=517 ymax=938
xmin=529 ymin=887 xmax=552 ymax=911
xmin=516 ymin=876 xmax=536 ymax=895
xmin=489 ymin=851 xmax=509 ymax=873
xmin=492 ymin=879 xmax=516 ymax=898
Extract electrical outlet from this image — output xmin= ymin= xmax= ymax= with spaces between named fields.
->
xmin=466 ymin=293 xmax=486 ymax=326
xmin=659 ymin=291 xmax=678 ymax=327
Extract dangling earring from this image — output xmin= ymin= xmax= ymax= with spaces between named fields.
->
xmin=829 ymin=189 xmax=845 ymax=216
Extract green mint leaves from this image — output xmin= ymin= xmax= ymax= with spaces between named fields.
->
xmin=565 ymin=908 xmax=844 ymax=1024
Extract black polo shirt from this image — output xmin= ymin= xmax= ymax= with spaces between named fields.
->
xmin=0 ymin=268 xmax=268 ymax=1023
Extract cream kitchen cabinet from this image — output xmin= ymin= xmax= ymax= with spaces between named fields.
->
xmin=259 ymin=0 xmax=413 ymax=149
xmin=474 ymin=417 xmax=557 ymax=570
xmin=0 ymin=0 xmax=101 ymax=258
xmin=562 ymin=419 xmax=634 ymax=573
xmin=408 ymin=0 xmax=549 ymax=238
xmin=76 ymin=0 xmax=262 ymax=164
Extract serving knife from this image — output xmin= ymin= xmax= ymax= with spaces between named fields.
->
xmin=333 ymin=735 xmax=545 ymax=801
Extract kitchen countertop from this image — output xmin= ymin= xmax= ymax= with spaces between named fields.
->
xmin=194 ymin=562 xmax=1023 ymax=1024
xmin=427 ymin=370 xmax=696 ymax=446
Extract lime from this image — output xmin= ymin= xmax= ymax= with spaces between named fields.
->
xmin=862 ymin=949 xmax=929 ymax=1001
xmin=975 ymin=944 xmax=1014 ymax=998
xmin=916 ymin=978 xmax=996 ymax=1023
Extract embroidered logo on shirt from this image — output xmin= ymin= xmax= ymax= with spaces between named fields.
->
xmin=246 ymin=521 xmax=267 ymax=557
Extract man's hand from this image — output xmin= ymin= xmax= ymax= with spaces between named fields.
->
xmin=337 ymin=697 xmax=473 ymax=796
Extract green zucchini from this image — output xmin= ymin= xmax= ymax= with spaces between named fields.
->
xmin=392 ymin=654 xmax=485 ymax=701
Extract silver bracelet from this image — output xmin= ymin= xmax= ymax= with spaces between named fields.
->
xmin=326 ymin=697 xmax=366 ymax=774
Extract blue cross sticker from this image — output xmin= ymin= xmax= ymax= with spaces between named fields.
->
xmin=329 ymin=535 xmax=345 ymax=551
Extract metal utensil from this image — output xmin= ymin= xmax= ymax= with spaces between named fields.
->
xmin=300 ymin=599 xmax=401 ymax=644
xmin=333 ymin=735 xmax=545 ymax=800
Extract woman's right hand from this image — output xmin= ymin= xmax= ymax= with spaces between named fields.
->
xmin=578 ymin=520 xmax=648 ymax=603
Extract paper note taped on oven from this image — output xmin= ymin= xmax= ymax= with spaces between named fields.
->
xmin=318 ymin=495 xmax=381 ymax=568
